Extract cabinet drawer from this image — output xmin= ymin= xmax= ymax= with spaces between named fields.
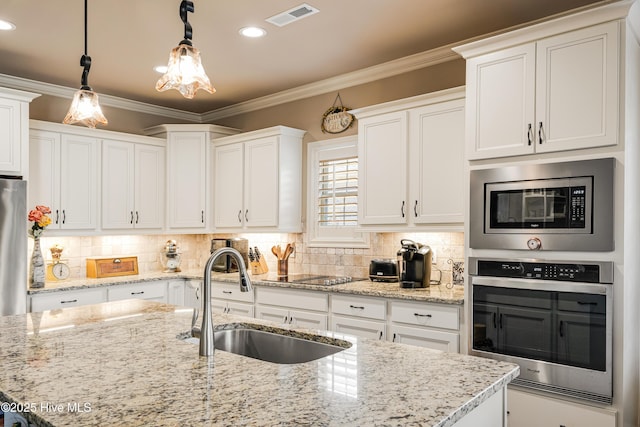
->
xmin=331 ymin=294 xmax=386 ymax=320
xmin=256 ymin=287 xmax=327 ymax=312
xmin=390 ymin=300 xmax=459 ymax=331
xmin=30 ymin=288 xmax=107 ymax=312
xmin=330 ymin=315 xmax=386 ymax=340
xmin=390 ymin=324 xmax=459 ymax=352
xmin=109 ymin=282 xmax=166 ymax=302
xmin=211 ymin=281 xmax=255 ymax=303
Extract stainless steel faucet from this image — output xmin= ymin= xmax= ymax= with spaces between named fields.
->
xmin=199 ymin=247 xmax=252 ymax=357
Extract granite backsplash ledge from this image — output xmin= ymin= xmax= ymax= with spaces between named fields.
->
xmin=34 ymin=231 xmax=464 ymax=284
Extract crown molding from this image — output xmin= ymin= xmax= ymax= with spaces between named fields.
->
xmin=0 ymin=44 xmax=459 ymax=124
xmin=201 ymin=44 xmax=459 ymax=121
xmin=0 ymin=73 xmax=201 ymax=122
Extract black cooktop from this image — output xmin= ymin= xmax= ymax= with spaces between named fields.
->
xmin=264 ymin=274 xmax=362 ymax=286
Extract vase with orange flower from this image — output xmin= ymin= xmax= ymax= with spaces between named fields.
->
xmin=28 ymin=205 xmax=52 ymax=288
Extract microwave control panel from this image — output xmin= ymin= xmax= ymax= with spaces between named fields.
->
xmin=569 ymin=186 xmax=587 ymax=228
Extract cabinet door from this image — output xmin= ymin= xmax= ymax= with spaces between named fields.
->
xmin=535 ymin=21 xmax=619 ymax=152
xmin=167 ymin=132 xmax=206 ymax=229
xmin=466 ymin=43 xmax=536 ymax=159
xmin=167 ymin=281 xmax=185 ymax=306
xmin=214 ymin=142 xmax=244 ymax=228
xmin=409 ymin=99 xmax=465 ymax=224
xmin=507 ymin=387 xmax=616 ymax=427
xmin=59 ymin=134 xmax=98 ymax=229
xmin=390 ymin=324 xmax=459 ymax=352
xmin=0 ymin=97 xmax=23 ymax=174
xmin=290 ymin=309 xmax=327 ymax=330
xmin=135 ymin=144 xmax=165 ymax=229
xmin=255 ymin=305 xmax=289 ymax=324
xmin=244 ymin=136 xmax=279 ymax=228
xmin=183 ymin=280 xmax=201 ymax=309
xmin=102 ymin=140 xmax=135 ymax=229
xmin=330 ymin=315 xmax=386 ymax=341
xmin=29 ymin=130 xmax=62 ymax=229
xmin=108 ymin=282 xmax=167 ymax=303
xmin=227 ymin=301 xmax=254 ymax=318
xmin=358 ymin=111 xmax=408 ymax=225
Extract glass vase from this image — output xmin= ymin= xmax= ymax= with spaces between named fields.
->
xmin=30 ymin=236 xmax=46 ymax=288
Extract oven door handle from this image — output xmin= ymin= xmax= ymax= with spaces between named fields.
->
xmin=470 ymin=276 xmax=610 ymax=295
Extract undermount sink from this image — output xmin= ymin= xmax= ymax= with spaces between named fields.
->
xmin=182 ymin=325 xmax=351 ymax=364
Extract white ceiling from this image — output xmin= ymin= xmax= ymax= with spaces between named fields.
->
xmin=0 ymin=0 xmax=609 ymax=114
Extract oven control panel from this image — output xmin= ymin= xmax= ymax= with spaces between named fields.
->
xmin=477 ymin=260 xmax=601 ymax=283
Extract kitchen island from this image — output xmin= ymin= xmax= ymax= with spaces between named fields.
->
xmin=0 ymin=300 xmax=517 ymax=426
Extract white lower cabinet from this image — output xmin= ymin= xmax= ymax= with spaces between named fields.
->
xmin=330 ymin=316 xmax=386 ymax=341
xmin=211 ymin=280 xmax=255 ymax=317
xmin=389 ymin=300 xmax=460 ymax=352
xmin=255 ymin=287 xmax=328 ymax=330
xmin=330 ymin=294 xmax=387 ymax=340
xmin=108 ymin=281 xmax=167 ymax=303
xmin=30 ymin=288 xmax=107 ymax=312
xmin=507 ymin=387 xmax=616 ymax=427
xmin=167 ymin=281 xmax=185 ymax=306
xmin=184 ymin=280 xmax=202 ymax=309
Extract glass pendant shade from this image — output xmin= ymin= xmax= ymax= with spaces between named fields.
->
xmin=63 ymin=89 xmax=108 ymax=128
xmin=155 ymin=43 xmax=215 ymax=98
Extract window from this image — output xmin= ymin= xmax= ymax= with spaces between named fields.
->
xmin=307 ymin=136 xmax=369 ymax=248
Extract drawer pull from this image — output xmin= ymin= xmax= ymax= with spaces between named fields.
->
xmin=131 ymin=291 xmax=145 ymax=295
xmin=392 ymin=333 xmax=397 ymax=342
xmin=222 ymin=291 xmax=232 ymax=294
xmin=60 ymin=299 xmax=78 ymax=304
xmin=349 ymin=305 xmax=365 ymax=310
xmin=113 ymin=258 xmax=122 ymax=263
xmin=378 ymin=331 xmax=383 ymax=340
xmin=414 ymin=313 xmax=432 ymax=318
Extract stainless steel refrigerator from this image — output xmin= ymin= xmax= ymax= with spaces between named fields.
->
xmin=0 ymin=176 xmax=27 ymax=315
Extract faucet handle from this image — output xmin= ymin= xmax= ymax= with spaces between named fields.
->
xmin=190 ymin=308 xmax=200 ymax=337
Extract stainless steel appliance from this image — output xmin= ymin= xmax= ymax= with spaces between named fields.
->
xmin=210 ymin=238 xmax=248 ymax=272
xmin=469 ymin=257 xmax=613 ymax=404
xmin=397 ymin=239 xmax=432 ymax=288
xmin=369 ymin=259 xmax=398 ymax=282
xmin=469 ymin=158 xmax=614 ymax=251
xmin=0 ymin=176 xmax=27 ymax=316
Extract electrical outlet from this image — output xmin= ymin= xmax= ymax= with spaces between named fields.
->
xmin=431 ymin=249 xmax=437 ymax=264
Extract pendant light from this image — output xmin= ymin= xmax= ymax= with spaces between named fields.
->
xmin=155 ymin=0 xmax=215 ymax=98
xmin=63 ymin=0 xmax=108 ymax=128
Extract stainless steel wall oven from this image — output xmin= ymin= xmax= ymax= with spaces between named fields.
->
xmin=469 ymin=257 xmax=613 ymax=404
xmin=469 ymin=158 xmax=614 ymax=251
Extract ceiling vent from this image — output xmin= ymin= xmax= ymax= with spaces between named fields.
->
xmin=266 ymin=3 xmax=319 ymax=27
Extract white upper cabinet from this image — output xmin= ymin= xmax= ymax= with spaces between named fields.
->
xmin=144 ymin=124 xmax=240 ymax=232
xmin=0 ymin=88 xmax=39 ymax=176
xmin=29 ymin=123 xmax=99 ymax=231
xmin=458 ymin=20 xmax=619 ymax=160
xmin=213 ymin=126 xmax=305 ymax=233
xmin=101 ymin=139 xmax=165 ymax=230
xmin=352 ymin=88 xmax=465 ymax=230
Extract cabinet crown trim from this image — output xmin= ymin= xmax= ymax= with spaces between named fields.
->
xmin=143 ymin=123 xmax=241 ymax=138
xmin=0 ymin=87 xmax=40 ymax=102
xmin=212 ymin=125 xmax=306 ymax=145
xmin=30 ymin=119 xmax=164 ymax=146
xmin=453 ymin=0 xmax=631 ymax=59
xmin=350 ymin=86 xmax=464 ymax=119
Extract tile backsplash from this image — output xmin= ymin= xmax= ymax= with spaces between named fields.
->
xmin=36 ymin=231 xmax=464 ymax=285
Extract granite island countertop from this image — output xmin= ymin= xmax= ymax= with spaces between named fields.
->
xmin=0 ymin=300 xmax=517 ymax=427
xmin=27 ymin=269 xmax=465 ymax=305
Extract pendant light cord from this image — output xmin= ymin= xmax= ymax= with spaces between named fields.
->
xmin=80 ymin=0 xmax=92 ymax=90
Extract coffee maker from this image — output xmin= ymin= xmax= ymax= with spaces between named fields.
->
xmin=397 ymin=239 xmax=432 ymax=288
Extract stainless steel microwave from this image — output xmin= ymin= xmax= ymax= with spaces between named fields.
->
xmin=470 ymin=158 xmax=614 ymax=251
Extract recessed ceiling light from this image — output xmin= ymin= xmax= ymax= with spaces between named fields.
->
xmin=0 ymin=19 xmax=16 ymax=31
xmin=239 ymin=26 xmax=267 ymax=38
xmin=154 ymin=65 xmax=168 ymax=74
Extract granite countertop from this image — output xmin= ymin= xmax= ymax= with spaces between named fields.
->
xmin=28 ymin=270 xmax=465 ymax=305
xmin=0 ymin=300 xmax=518 ymax=427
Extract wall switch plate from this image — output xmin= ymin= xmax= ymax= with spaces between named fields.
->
xmin=431 ymin=249 xmax=437 ymax=264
